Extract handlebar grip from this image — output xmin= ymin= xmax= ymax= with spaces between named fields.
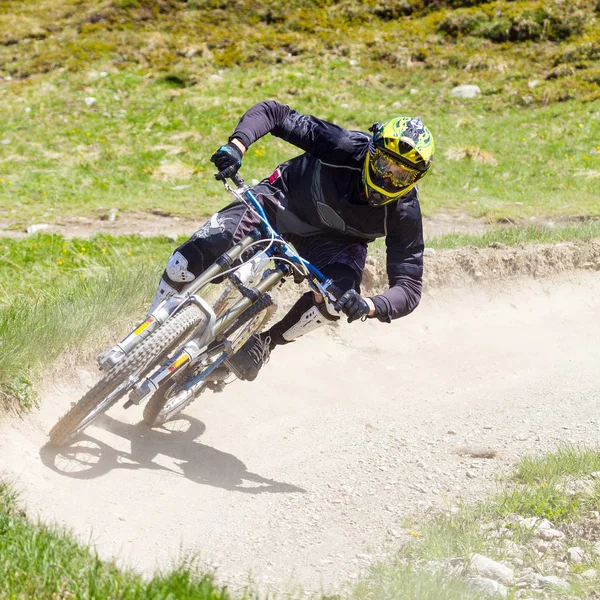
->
xmin=327 ymin=283 xmax=344 ymax=302
xmin=230 ymin=173 xmax=245 ymax=188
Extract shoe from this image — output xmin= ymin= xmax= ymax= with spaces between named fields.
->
xmin=227 ymin=333 xmax=272 ymax=381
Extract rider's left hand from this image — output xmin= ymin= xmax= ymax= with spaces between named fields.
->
xmin=210 ymin=140 xmax=244 ymax=180
xmin=334 ymin=289 xmax=372 ymax=323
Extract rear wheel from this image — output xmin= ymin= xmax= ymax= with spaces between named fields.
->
xmin=142 ymin=294 xmax=276 ymax=427
xmin=49 ymin=304 xmax=206 ymax=446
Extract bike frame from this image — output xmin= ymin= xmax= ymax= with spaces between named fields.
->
xmin=124 ymin=172 xmax=341 ymax=406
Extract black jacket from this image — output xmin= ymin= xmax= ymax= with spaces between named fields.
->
xmin=231 ymin=101 xmax=424 ymax=321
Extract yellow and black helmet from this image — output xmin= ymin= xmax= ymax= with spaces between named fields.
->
xmin=363 ymin=117 xmax=435 ymax=207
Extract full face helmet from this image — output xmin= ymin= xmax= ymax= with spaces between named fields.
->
xmin=363 ymin=116 xmax=435 ymax=207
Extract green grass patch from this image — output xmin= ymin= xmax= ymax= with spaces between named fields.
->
xmin=514 ymin=445 xmax=600 ymax=484
xmin=0 ymin=0 xmax=598 ymax=224
xmin=0 ymin=481 xmax=241 ymax=599
xmin=0 ymin=267 xmax=156 ymax=410
xmin=427 ymin=221 xmax=600 ymax=249
xmin=0 ymin=233 xmax=181 ymax=304
xmin=497 ymin=482 xmax=583 ymax=523
xmin=0 ymin=233 xmax=180 ymax=409
xmin=351 ymin=564 xmax=485 ymax=600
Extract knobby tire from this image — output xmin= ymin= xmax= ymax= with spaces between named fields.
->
xmin=48 ymin=304 xmax=206 ymax=446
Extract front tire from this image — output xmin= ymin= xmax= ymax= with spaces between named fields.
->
xmin=49 ymin=304 xmax=206 ymax=446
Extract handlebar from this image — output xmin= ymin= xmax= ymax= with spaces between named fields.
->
xmin=215 ymin=169 xmax=344 ymax=303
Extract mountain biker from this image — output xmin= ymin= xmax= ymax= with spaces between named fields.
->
xmin=150 ymin=100 xmax=435 ymax=382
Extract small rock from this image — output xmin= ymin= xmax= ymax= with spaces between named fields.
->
xmin=519 ymin=516 xmax=539 ymax=529
xmin=423 ymin=247 xmax=436 ymax=256
xmin=410 ymin=88 xmax=418 ymax=95
xmin=537 ymin=519 xmax=554 ymax=530
xmin=78 ymin=370 xmax=95 ymax=389
xmin=349 ymin=59 xmax=357 ymax=66
xmin=537 ymin=528 xmax=565 ymax=541
xmin=84 ymin=96 xmax=96 ymax=106
xmin=450 ymin=84 xmax=481 ymax=99
xmin=548 ymin=540 xmax=565 ymax=551
xmin=566 ymin=546 xmax=585 ymax=563
xmin=540 ymin=575 xmax=569 ymax=591
xmin=1 ymin=138 xmax=11 ymax=145
xmin=470 ymin=554 xmax=514 ymax=585
xmin=469 ymin=576 xmax=508 ymax=598
xmin=502 ymin=539 xmax=522 ymax=557
xmin=26 ymin=223 xmax=49 ymax=234
xmin=590 ymin=471 xmax=600 ymax=479
xmin=533 ymin=541 xmax=549 ymax=554
xmin=517 ymin=571 xmax=544 ymax=589
xmin=209 ymin=74 xmax=224 ymax=83
xmin=100 ymin=71 xmax=108 ymax=77
xmin=528 ymin=80 xmax=540 ymax=88
xmin=356 ymin=553 xmax=372 ymax=561
xmin=581 ymin=568 xmax=597 ymax=579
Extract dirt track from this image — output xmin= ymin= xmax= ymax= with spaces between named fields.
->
xmin=1 ymin=269 xmax=600 ymax=596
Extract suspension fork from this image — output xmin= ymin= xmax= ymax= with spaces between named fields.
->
xmin=99 ymin=231 xmax=261 ymax=370
xmin=127 ymin=265 xmax=290 ymax=406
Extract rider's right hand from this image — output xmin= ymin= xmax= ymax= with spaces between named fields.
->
xmin=210 ymin=141 xmax=244 ymax=180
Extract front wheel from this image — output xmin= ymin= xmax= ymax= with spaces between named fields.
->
xmin=49 ymin=304 xmax=206 ymax=446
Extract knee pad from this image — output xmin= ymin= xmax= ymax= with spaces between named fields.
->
xmin=165 ymin=251 xmax=196 ymax=284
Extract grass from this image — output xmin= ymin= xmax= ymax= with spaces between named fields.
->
xmin=0 ymin=267 xmax=157 ymax=410
xmin=0 ymin=0 xmax=598 ymax=225
xmin=0 ymin=232 xmax=181 ymax=304
xmin=426 ymin=220 xmax=600 ymax=249
xmin=0 ymin=233 xmax=180 ymax=409
xmin=0 ymin=481 xmax=242 ymax=600
xmin=515 ymin=445 xmax=600 ymax=485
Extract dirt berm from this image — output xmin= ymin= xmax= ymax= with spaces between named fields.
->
xmin=362 ymin=238 xmax=600 ymax=294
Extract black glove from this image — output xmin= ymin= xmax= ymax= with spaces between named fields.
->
xmin=210 ymin=141 xmax=243 ymax=180
xmin=334 ymin=289 xmax=371 ymax=323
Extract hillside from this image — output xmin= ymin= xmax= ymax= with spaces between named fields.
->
xmin=0 ymin=0 xmax=598 ymax=225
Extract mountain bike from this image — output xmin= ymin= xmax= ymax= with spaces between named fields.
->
xmin=49 ymin=172 xmax=342 ymax=446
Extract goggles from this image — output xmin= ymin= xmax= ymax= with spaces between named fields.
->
xmin=369 ymin=148 xmax=420 ymax=194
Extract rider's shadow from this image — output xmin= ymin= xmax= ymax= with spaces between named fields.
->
xmin=39 ymin=414 xmax=305 ymax=495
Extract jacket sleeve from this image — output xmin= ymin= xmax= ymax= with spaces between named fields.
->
xmin=370 ymin=189 xmax=424 ymax=322
xmin=230 ymin=100 xmax=366 ymax=166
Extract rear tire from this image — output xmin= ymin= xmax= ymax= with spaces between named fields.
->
xmin=49 ymin=304 xmax=206 ymax=446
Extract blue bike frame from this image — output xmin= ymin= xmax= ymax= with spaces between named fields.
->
xmin=226 ymin=174 xmax=341 ymax=302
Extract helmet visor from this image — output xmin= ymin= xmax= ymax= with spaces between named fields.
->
xmin=370 ymin=148 xmax=420 ymax=194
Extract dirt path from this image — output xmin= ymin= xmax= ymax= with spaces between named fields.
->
xmin=1 ymin=273 xmax=600 ymax=597
xmin=0 ymin=211 xmax=488 ymax=240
